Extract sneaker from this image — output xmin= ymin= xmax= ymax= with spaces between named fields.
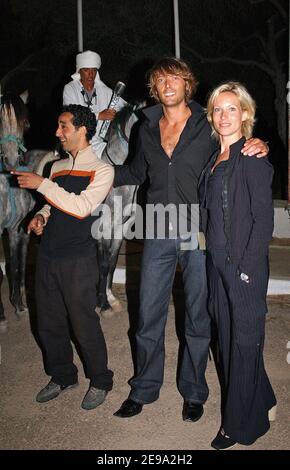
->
xmin=36 ymin=380 xmax=78 ymax=403
xmin=211 ymin=428 xmax=237 ymax=450
xmin=81 ymin=387 xmax=107 ymax=410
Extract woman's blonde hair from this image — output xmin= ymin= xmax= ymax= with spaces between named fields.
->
xmin=207 ymin=81 xmax=256 ymax=139
xmin=148 ymin=57 xmax=198 ymax=104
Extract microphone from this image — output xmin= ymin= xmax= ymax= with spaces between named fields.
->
xmin=99 ymin=81 xmax=126 ymax=140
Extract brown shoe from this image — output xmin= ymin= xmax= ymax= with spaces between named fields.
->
xmin=81 ymin=387 xmax=107 ymax=410
xmin=36 ymin=380 xmax=78 ymax=403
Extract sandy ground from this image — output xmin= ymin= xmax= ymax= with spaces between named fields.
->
xmin=0 ymin=276 xmax=290 ymax=452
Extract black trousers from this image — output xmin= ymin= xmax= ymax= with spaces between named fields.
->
xmin=35 ymin=255 xmax=113 ymax=390
xmin=207 ymin=249 xmax=276 ymax=445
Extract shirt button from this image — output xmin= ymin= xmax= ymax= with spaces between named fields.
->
xmin=169 ymin=162 xmax=172 ymax=166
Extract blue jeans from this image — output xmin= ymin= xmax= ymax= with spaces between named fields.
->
xmin=129 ymin=236 xmax=210 ymax=404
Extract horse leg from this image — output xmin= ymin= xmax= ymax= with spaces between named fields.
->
xmin=96 ymin=239 xmax=114 ymax=318
xmin=106 ymin=237 xmax=124 ymax=313
xmin=8 ymin=228 xmax=28 ymax=318
xmin=19 ymin=231 xmax=30 ymax=310
xmin=0 ymin=266 xmax=8 ymax=333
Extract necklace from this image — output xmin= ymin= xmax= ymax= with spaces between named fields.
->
xmin=81 ymin=88 xmax=97 ymax=108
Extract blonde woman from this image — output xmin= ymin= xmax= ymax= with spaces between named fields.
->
xmin=199 ymin=82 xmax=276 ymax=449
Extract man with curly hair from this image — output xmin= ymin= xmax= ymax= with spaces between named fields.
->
xmin=13 ymin=105 xmax=114 ymax=411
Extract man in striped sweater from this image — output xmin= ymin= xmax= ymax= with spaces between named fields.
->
xmin=13 ymin=105 xmax=114 ymax=411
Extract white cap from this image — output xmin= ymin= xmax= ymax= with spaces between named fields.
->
xmin=71 ymin=50 xmax=101 ymax=80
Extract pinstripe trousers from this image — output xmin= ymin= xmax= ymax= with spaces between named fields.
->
xmin=207 ymin=249 xmax=276 ymax=445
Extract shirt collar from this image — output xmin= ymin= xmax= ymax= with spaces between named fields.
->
xmin=228 ymin=136 xmax=246 ymax=158
xmin=67 ymin=145 xmax=94 ymax=162
xmin=142 ymin=100 xmax=205 ymax=128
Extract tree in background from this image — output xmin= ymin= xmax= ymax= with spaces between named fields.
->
xmin=177 ymin=0 xmax=288 ymax=197
xmin=1 ymin=0 xmax=287 ymax=196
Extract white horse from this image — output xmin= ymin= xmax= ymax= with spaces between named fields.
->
xmin=0 ymin=93 xmax=56 ymax=332
xmin=95 ymin=104 xmax=141 ymax=317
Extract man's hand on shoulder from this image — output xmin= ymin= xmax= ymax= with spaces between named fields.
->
xmin=241 ymin=138 xmax=269 ymax=158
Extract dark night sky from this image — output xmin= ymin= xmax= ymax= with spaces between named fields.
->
xmin=0 ymin=0 xmax=288 ymax=197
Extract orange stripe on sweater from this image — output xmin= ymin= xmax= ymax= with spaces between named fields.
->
xmin=51 ymin=170 xmax=95 ymax=180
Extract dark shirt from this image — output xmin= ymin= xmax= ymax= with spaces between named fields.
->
xmin=114 ymin=100 xmax=216 ymax=236
xmin=199 ymin=137 xmax=274 ymax=276
xmin=206 ymin=161 xmax=228 ymax=250
xmin=39 ymin=172 xmax=98 ymax=259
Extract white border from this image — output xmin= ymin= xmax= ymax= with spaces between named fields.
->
xmin=1 ymin=263 xmax=289 ymax=295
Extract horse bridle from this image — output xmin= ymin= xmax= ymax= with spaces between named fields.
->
xmin=116 ymin=118 xmax=130 ymax=144
xmin=103 ymin=145 xmax=117 ymax=166
xmin=103 ymin=108 xmax=135 ymax=166
xmin=0 ymin=134 xmax=27 ymax=172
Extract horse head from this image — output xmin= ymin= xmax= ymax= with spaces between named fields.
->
xmin=0 ymin=93 xmax=29 ymax=171
xmin=102 ymin=103 xmax=142 ymax=166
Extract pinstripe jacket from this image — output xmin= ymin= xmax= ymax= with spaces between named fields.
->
xmin=199 ymin=137 xmax=274 ymax=277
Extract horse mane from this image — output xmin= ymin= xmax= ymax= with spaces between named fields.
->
xmin=112 ymin=103 xmax=135 ymax=127
xmin=0 ymin=93 xmax=29 ymax=134
xmin=107 ymin=101 xmax=145 ymax=144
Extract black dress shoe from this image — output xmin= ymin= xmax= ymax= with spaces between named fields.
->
xmin=182 ymin=401 xmax=204 ymax=422
xmin=114 ymin=398 xmax=143 ymax=418
xmin=211 ymin=429 xmax=237 ymax=450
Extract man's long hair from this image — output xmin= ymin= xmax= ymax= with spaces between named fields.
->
xmin=148 ymin=57 xmax=198 ymax=104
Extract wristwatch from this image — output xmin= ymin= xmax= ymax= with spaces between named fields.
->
xmin=240 ymin=272 xmax=250 ymax=283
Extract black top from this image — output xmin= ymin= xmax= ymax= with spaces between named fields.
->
xmin=206 ymin=161 xmax=228 ymax=250
xmin=199 ymin=137 xmax=274 ymax=276
xmin=39 ymin=173 xmax=98 ymax=259
xmin=114 ymin=100 xmax=216 ymax=236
